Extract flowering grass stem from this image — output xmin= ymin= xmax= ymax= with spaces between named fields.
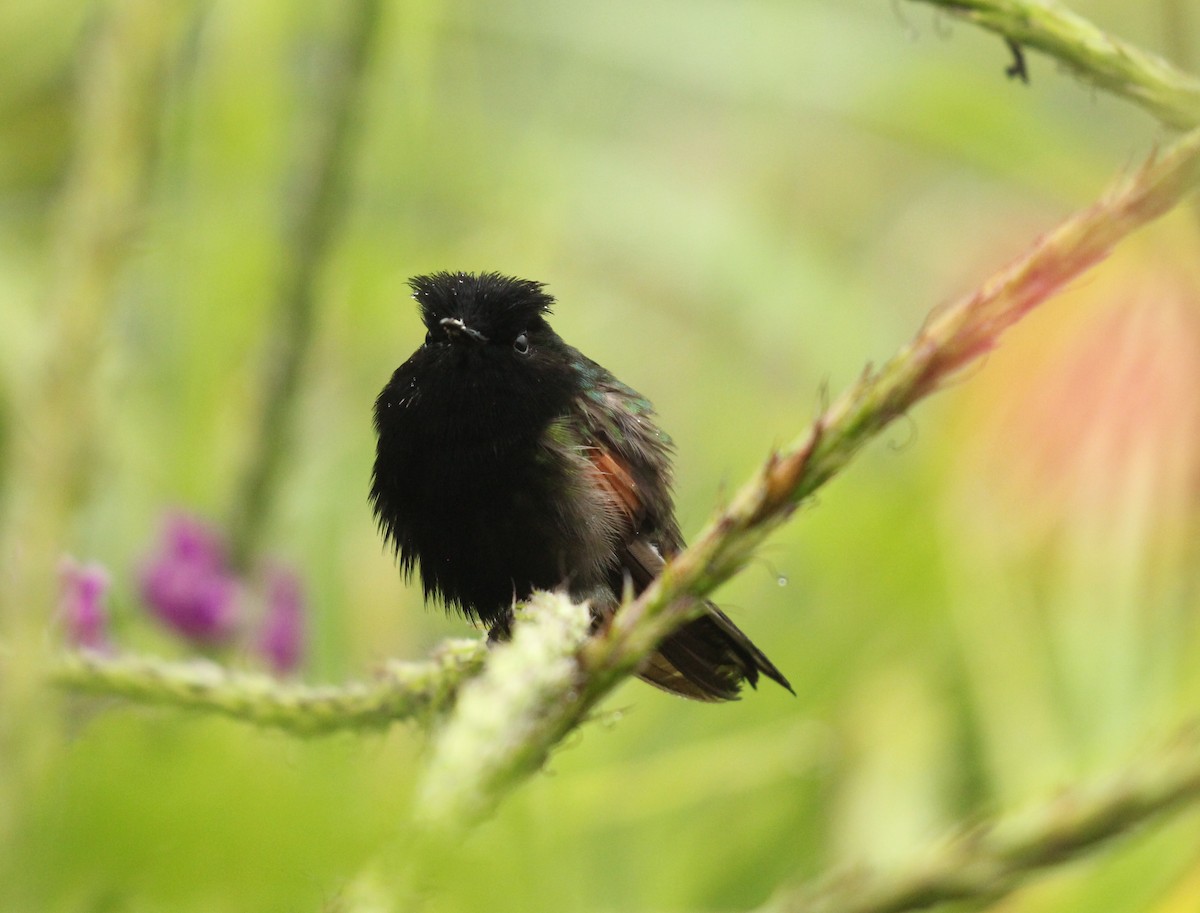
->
xmin=769 ymin=724 xmax=1200 ymax=912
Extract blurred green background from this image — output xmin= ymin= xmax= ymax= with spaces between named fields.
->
xmin=3 ymin=1 xmax=1200 ymax=911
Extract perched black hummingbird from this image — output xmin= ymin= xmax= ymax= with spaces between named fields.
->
xmin=370 ymin=271 xmax=792 ymax=701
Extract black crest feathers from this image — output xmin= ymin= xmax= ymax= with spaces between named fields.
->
xmin=410 ymin=271 xmax=554 ymax=339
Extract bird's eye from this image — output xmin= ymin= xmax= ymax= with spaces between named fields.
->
xmin=424 ymin=330 xmax=434 ymax=346
xmin=512 ymin=333 xmax=530 ymax=356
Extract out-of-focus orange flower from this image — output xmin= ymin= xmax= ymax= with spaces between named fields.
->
xmin=952 ymin=260 xmax=1200 ymax=543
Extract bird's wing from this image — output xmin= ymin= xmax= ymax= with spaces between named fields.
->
xmin=571 ymin=355 xmax=793 ymax=701
xmin=570 ymin=355 xmax=680 ymax=549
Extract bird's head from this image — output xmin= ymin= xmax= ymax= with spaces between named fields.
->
xmin=411 ymin=271 xmax=558 ymax=361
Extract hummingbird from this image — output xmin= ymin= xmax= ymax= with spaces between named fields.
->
xmin=370 ymin=271 xmax=791 ymax=701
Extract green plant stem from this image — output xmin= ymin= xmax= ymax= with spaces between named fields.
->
xmin=0 ymin=0 xmax=185 ymax=847
xmin=50 ymin=639 xmax=486 ymax=736
xmin=2 ymin=0 xmax=181 ymax=637
xmin=768 ymin=725 xmax=1200 ymax=913
xmin=910 ymin=0 xmax=1200 ymax=128
xmin=227 ymin=0 xmax=382 ymax=568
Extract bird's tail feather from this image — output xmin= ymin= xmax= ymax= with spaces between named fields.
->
xmin=637 ymin=605 xmax=793 ymax=702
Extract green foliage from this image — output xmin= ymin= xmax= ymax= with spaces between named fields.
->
xmin=3 ymin=1 xmax=1200 ymax=912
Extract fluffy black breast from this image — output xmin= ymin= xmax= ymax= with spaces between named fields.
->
xmin=370 ymin=272 xmax=587 ymax=623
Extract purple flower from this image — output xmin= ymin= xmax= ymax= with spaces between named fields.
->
xmin=139 ymin=512 xmax=240 ymax=645
xmin=59 ymin=557 xmax=112 ymax=651
xmin=258 ymin=566 xmax=306 ymax=675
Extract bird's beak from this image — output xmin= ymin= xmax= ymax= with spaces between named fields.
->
xmin=439 ymin=317 xmax=489 ymax=345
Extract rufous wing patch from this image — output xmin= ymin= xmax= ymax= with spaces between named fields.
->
xmin=587 ymin=448 xmax=643 ymax=523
